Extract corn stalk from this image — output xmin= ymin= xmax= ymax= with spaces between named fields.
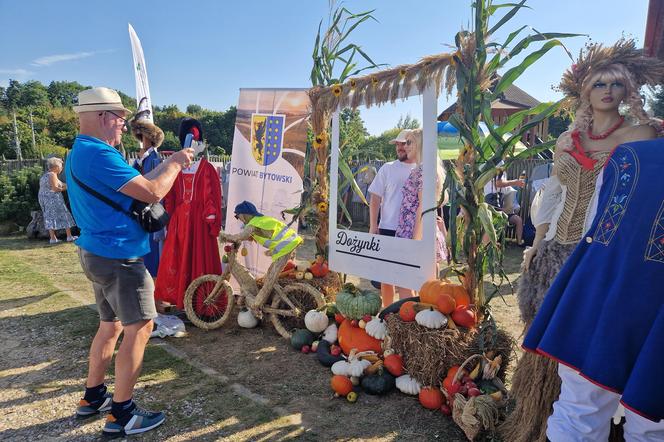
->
xmin=447 ymin=0 xmax=579 ymax=313
xmin=308 ymin=2 xmax=384 ymax=256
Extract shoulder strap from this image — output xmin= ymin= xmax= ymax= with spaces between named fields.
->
xmin=68 ymin=162 xmax=130 ymax=215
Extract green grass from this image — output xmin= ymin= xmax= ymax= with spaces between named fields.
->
xmin=0 ymin=236 xmax=298 ymax=441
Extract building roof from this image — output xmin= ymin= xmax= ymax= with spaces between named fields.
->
xmin=438 ymin=79 xmax=541 ymax=120
xmin=644 ymin=0 xmax=664 ymax=59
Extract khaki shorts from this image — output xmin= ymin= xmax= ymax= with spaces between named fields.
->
xmin=78 ymin=248 xmax=157 ymax=325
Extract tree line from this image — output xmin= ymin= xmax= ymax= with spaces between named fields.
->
xmin=0 ymin=79 xmax=237 ymax=159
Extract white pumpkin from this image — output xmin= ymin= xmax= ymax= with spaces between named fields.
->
xmin=331 ymin=358 xmax=371 ymax=377
xmin=304 ymin=272 xmax=314 ymax=280
xmin=396 ymin=374 xmax=421 ymax=395
xmin=415 ymin=307 xmax=448 ymax=329
xmin=237 ymin=308 xmax=258 ymax=328
xmin=322 ymin=323 xmax=338 ymax=343
xmin=365 ymin=316 xmax=387 ymax=340
xmin=304 ymin=309 xmax=329 ymax=333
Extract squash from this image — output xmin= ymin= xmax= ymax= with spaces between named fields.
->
xmin=304 ymin=309 xmax=329 ymax=333
xmin=399 ymin=301 xmax=417 ymax=322
xmin=338 ymin=319 xmax=382 ymax=355
xmin=451 ymin=305 xmax=476 ymax=328
xmin=335 ymin=283 xmax=382 ymax=320
xmin=330 ymin=375 xmax=353 ymax=396
xmin=331 ymin=350 xmax=372 ymax=377
xmin=316 ymin=339 xmax=344 ymax=367
xmin=383 ymin=354 xmax=404 ymax=376
xmin=415 ymin=307 xmax=448 ymax=329
xmin=364 ymin=316 xmax=387 ymax=340
xmin=361 ymin=367 xmax=396 ymax=395
xmin=379 ymin=296 xmax=419 ymax=319
xmin=321 ymin=323 xmax=338 ymax=343
xmin=436 ymin=294 xmax=456 ymax=315
xmin=237 ymin=308 xmax=258 ymax=328
xmin=395 ymin=374 xmax=421 ymax=395
xmin=418 ymin=279 xmax=449 ymax=305
xmin=447 ymin=283 xmax=471 ymax=307
xmin=290 ymin=329 xmax=314 ymax=350
xmin=419 ymin=386 xmax=444 ymax=410
xmin=310 ymin=255 xmax=330 ymax=278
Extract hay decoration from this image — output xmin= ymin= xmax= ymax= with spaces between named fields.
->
xmin=453 ymin=393 xmax=503 ymax=441
xmin=308 ymin=51 xmax=456 ymax=123
xmin=558 ymin=38 xmax=664 ymax=111
xmin=384 ymin=314 xmax=513 ymax=387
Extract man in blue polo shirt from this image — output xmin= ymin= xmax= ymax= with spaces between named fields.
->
xmin=66 ymin=87 xmax=193 ymax=436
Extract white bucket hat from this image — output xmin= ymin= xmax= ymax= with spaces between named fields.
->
xmin=389 ymin=129 xmax=413 ymax=144
xmin=73 ymin=87 xmax=131 ymax=114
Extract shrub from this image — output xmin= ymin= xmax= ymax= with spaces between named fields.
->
xmin=0 ymin=165 xmax=43 ymax=226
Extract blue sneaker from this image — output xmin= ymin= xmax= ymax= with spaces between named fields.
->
xmin=76 ymin=393 xmax=112 ymax=417
xmin=102 ymin=405 xmax=165 ymax=436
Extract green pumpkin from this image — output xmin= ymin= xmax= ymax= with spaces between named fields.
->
xmin=290 ymin=328 xmax=314 ymax=350
xmin=335 ymin=283 xmax=381 ymax=320
xmin=361 ymin=368 xmax=396 ymax=395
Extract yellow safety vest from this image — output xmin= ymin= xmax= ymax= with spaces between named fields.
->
xmin=247 ymin=215 xmax=302 ymax=261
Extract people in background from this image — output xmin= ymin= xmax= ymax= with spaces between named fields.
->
xmin=38 ymin=156 xmax=77 ymax=244
xmin=395 ymin=128 xmax=447 ymax=298
xmin=368 ymin=129 xmax=417 ymax=307
xmin=483 ymin=166 xmax=525 ymax=246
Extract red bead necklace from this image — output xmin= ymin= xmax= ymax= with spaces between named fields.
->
xmin=587 ymin=116 xmax=624 ymax=140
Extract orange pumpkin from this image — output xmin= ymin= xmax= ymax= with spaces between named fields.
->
xmin=331 ymin=375 xmax=353 ymax=396
xmin=399 ymin=301 xmax=417 ymax=322
xmin=338 ymin=319 xmax=382 ymax=355
xmin=451 ymin=305 xmax=476 ymax=328
xmin=383 ymin=354 xmax=404 ymax=376
xmin=419 ymin=386 xmax=444 ymax=410
xmin=448 ymin=284 xmax=471 ymax=307
xmin=436 ymin=293 xmax=456 ymax=315
xmin=418 ymin=279 xmax=448 ymax=305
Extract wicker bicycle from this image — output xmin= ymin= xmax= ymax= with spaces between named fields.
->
xmin=183 ymin=235 xmax=325 ymax=338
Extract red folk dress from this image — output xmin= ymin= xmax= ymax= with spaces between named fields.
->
xmin=154 ymin=159 xmax=222 ymax=309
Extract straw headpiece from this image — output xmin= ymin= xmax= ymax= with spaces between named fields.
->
xmin=559 ymin=38 xmax=664 ymax=109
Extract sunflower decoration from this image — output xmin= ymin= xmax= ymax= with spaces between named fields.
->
xmin=317 ymin=201 xmax=329 ymax=213
xmin=371 ymin=76 xmax=379 ymax=88
xmin=332 ymin=84 xmax=343 ymax=97
xmin=399 ymin=68 xmax=407 ymax=79
xmin=313 ymin=131 xmax=328 ymax=149
xmin=349 ymin=79 xmax=357 ymax=89
xmin=315 ymin=164 xmax=325 ymax=175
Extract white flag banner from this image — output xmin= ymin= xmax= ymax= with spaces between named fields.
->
xmin=128 ymin=23 xmax=153 ymax=124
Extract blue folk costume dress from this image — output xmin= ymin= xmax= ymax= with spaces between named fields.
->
xmin=133 ymin=148 xmax=164 ymax=276
xmin=524 ymin=139 xmax=664 ymax=422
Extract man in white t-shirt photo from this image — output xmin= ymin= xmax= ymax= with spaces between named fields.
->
xmin=368 ymin=129 xmax=417 ymax=306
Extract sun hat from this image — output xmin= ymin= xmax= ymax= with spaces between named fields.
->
xmin=73 ymin=87 xmax=132 ymax=114
xmin=389 ymin=129 xmax=413 ymax=144
xmin=234 ymin=201 xmax=263 ymax=217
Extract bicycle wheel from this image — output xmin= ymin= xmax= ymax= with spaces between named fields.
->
xmin=184 ymin=275 xmax=235 ymax=330
xmin=270 ymin=283 xmax=325 ymax=339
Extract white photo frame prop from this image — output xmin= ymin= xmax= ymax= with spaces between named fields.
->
xmin=328 ymin=85 xmax=438 ymax=290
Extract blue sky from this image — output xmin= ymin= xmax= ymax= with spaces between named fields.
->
xmin=0 ymin=0 xmax=652 ymax=135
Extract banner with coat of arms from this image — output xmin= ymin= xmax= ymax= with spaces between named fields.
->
xmin=225 ymin=88 xmax=310 ymax=276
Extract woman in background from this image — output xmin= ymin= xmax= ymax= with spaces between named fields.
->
xmin=395 ymin=128 xmax=447 ymax=298
xmin=38 ymin=157 xmax=77 ymax=244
